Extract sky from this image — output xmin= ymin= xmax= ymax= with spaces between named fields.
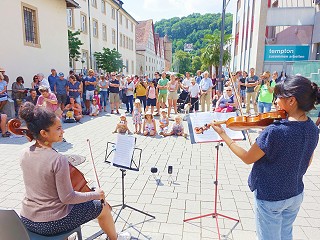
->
xmin=123 ymin=0 xmax=237 ymax=22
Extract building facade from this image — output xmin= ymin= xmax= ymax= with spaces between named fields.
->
xmin=0 ymin=0 xmax=79 ymax=88
xmin=68 ymin=0 xmax=137 ymax=75
xmin=136 ymin=20 xmax=172 ymax=78
xmin=230 ymin=0 xmax=320 ymax=75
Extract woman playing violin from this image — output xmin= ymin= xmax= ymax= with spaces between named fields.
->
xmin=211 ymin=75 xmax=319 ymax=240
xmin=18 ymin=102 xmax=130 ymax=240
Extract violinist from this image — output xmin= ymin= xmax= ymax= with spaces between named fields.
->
xmin=211 ymin=75 xmax=319 ymax=240
xmin=18 ymin=102 xmax=131 ymax=240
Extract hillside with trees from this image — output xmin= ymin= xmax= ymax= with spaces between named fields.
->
xmin=154 ymin=13 xmax=233 ymax=55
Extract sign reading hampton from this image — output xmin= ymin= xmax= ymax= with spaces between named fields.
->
xmin=264 ymin=45 xmax=310 ymax=62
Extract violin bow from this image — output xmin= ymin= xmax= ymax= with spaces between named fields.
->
xmin=87 ymin=139 xmax=105 ymax=204
xmin=227 ymin=67 xmax=253 ymax=145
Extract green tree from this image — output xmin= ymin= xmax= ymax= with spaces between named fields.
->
xmin=173 ymin=50 xmax=192 ymax=74
xmin=94 ymin=48 xmax=124 ymax=72
xmin=201 ymin=32 xmax=232 ymax=75
xmin=68 ymin=30 xmax=83 ymax=67
xmin=191 ymin=56 xmax=202 ymax=74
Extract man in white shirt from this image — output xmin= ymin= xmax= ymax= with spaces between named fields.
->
xmin=181 ymin=72 xmax=192 ymax=92
xmin=37 ymin=73 xmax=51 ymax=93
xmin=188 ymin=78 xmax=200 ymax=112
xmin=199 ymin=71 xmax=213 ymax=112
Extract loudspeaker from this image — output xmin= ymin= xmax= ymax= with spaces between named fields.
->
xmin=151 ymin=167 xmax=158 ymax=173
xmin=168 ymin=166 xmax=173 ymax=174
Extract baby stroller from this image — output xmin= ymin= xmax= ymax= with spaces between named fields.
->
xmin=177 ymin=91 xmax=190 ymax=113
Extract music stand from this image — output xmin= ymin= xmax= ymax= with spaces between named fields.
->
xmin=105 ymin=135 xmax=155 ymax=223
xmin=184 ymin=112 xmax=242 ymax=240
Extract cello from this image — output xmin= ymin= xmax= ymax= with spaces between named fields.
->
xmin=8 ymin=118 xmax=92 ymax=192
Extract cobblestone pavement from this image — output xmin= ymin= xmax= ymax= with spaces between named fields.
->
xmin=0 ymin=109 xmax=319 ymax=240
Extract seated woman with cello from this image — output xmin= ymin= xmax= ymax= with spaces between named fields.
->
xmin=16 ymin=102 xmax=130 ymax=240
xmin=211 ymin=75 xmax=319 ymax=240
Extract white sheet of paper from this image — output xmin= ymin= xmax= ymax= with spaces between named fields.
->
xmin=188 ymin=112 xmax=244 ymax=143
xmin=112 ymin=134 xmax=136 ymax=168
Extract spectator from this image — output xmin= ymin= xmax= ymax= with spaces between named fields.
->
xmin=157 ymin=72 xmax=169 ymax=111
xmin=277 ymin=71 xmax=287 ymax=83
xmin=12 ymin=76 xmax=27 ymax=117
xmin=48 ymin=69 xmax=58 ymax=92
xmin=125 ymin=76 xmax=134 ymax=114
xmin=153 ymin=72 xmax=161 ymax=116
xmin=143 ymin=111 xmax=156 ymax=136
xmin=63 ymin=96 xmax=82 ymax=122
xmin=108 ymin=72 xmax=120 ymax=114
xmin=89 ymin=99 xmax=99 ymax=117
xmin=199 ymin=71 xmax=213 ymax=112
xmin=215 ymin=86 xmax=239 ymax=112
xmin=195 ymin=70 xmax=202 ymax=85
xmin=93 ymin=90 xmax=101 ymax=110
xmin=0 ymin=67 xmax=9 ymax=84
xmin=245 ymin=68 xmax=259 ymax=115
xmin=0 ymin=72 xmax=8 ymax=112
xmin=119 ymin=74 xmax=127 ymax=107
xmin=163 ymin=115 xmax=187 ymax=138
xmin=189 ymin=78 xmax=200 ymax=112
xmin=36 ymin=86 xmax=60 ymax=117
xmin=31 ymin=75 xmax=41 ymax=96
xmin=54 ymin=72 xmax=68 ymax=111
xmin=26 ymin=89 xmax=38 ymax=105
xmin=84 ymin=69 xmax=97 ymax=114
xmin=37 ymin=73 xmax=51 ymax=92
xmin=67 ymin=75 xmax=81 ymax=105
xmin=167 ymin=74 xmax=179 ymax=118
xmin=239 ymin=71 xmax=247 ymax=108
xmin=145 ymin=80 xmax=157 ymax=115
xmin=181 ymin=72 xmax=192 ymax=93
xmin=135 ymin=76 xmax=148 ymax=111
xmin=0 ymin=113 xmax=11 ymax=137
xmin=98 ymin=75 xmax=109 ymax=112
xmin=256 ymin=71 xmax=275 ymax=113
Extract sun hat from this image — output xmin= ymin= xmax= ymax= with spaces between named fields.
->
xmin=134 ymin=99 xmax=140 ymax=103
xmin=120 ymin=113 xmax=126 ymax=118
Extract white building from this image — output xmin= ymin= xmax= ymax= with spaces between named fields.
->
xmin=0 ymin=0 xmax=79 ymax=88
xmin=230 ymin=0 xmax=320 ymax=76
xmin=68 ymin=0 xmax=137 ymax=75
xmin=135 ymin=19 xmax=172 ymax=78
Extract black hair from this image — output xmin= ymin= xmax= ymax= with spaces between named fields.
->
xmin=274 ymin=75 xmax=318 ymax=112
xmin=16 ymin=76 xmax=24 ymax=83
xmin=19 ymin=102 xmax=56 ymax=139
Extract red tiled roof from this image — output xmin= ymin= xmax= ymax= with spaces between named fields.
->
xmin=135 ymin=19 xmax=155 ymax=52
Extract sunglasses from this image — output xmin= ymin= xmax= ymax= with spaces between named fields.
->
xmin=111 ymin=75 xmax=116 ymax=76
xmin=226 ymin=90 xmax=232 ymax=91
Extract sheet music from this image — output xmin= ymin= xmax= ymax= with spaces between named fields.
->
xmin=112 ymin=134 xmax=136 ymax=168
xmin=188 ymin=112 xmax=244 ymax=144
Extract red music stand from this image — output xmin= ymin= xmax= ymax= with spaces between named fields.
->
xmin=183 ymin=142 xmax=240 ymax=240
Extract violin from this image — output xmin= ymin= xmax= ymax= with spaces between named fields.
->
xmin=195 ymin=110 xmax=287 ymax=134
xmin=8 ymin=118 xmax=92 ymax=192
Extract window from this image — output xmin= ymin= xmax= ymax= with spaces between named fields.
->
xmin=126 ymin=36 xmax=129 ymax=49
xmin=126 ymin=60 xmax=129 ymax=73
xmin=101 ymin=0 xmax=106 ymax=14
xmin=111 ymin=7 xmax=115 ymax=20
xmin=119 ymin=13 xmax=122 ymax=25
xmin=67 ymin=9 xmax=74 ymax=28
xmin=82 ymin=50 xmax=89 ymax=69
xmin=131 ymin=22 xmax=133 ymax=32
xmin=126 ymin=18 xmax=128 ymax=29
xmin=122 ymin=34 xmax=125 ymax=47
xmin=91 ymin=0 xmax=97 ymax=8
xmin=80 ymin=13 xmax=87 ymax=33
xmin=93 ymin=19 xmax=98 ymax=37
xmin=22 ymin=3 xmax=40 ymax=47
xmin=120 ymin=33 xmax=123 ymax=47
xmin=112 ymin=29 xmax=116 ymax=44
xmin=102 ymin=24 xmax=107 ymax=40
xmin=131 ymin=61 xmax=134 ymax=74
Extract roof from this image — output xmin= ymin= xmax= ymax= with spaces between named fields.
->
xmin=65 ymin=0 xmax=80 ymax=8
xmin=135 ymin=19 xmax=156 ymax=51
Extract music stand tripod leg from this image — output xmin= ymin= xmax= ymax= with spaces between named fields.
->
xmin=183 ymin=142 xmax=239 ymax=240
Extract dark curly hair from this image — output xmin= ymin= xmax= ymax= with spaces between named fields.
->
xmin=19 ymin=102 xmax=56 ymax=139
xmin=274 ymin=75 xmax=318 ymax=112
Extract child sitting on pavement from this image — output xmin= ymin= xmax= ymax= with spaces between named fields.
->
xmin=113 ymin=114 xmax=132 ymax=134
xmin=158 ymin=109 xmax=169 ymax=136
xmin=143 ymin=111 xmax=156 ymax=136
xmin=162 ymin=115 xmax=187 ymax=138
xmin=89 ymin=98 xmax=99 ymax=116
xmin=132 ymin=99 xmax=142 ymax=134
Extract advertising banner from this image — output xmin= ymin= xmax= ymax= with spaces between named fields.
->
xmin=264 ymin=45 xmax=310 ymax=62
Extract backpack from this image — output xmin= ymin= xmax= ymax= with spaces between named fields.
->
xmin=64 ymin=110 xmax=76 ymax=123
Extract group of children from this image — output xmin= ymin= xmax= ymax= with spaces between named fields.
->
xmin=113 ymin=99 xmax=187 ymax=138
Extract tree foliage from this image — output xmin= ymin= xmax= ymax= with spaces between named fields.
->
xmin=94 ymin=48 xmax=124 ymax=72
xmin=201 ymin=32 xmax=232 ymax=75
xmin=172 ymin=50 xmax=192 ymax=74
xmin=154 ymin=13 xmax=233 ymax=54
xmin=68 ymin=30 xmax=83 ymax=63
xmin=191 ymin=56 xmax=202 ymax=74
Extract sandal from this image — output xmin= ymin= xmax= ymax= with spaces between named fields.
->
xmin=2 ymin=131 xmax=11 ymax=137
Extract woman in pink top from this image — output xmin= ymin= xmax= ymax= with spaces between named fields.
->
xmin=36 ymin=86 xmax=59 ymax=113
xmin=145 ymin=80 xmax=157 ymax=114
xmin=18 ymin=102 xmax=130 ymax=240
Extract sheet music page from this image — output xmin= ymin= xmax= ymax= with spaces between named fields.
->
xmin=112 ymin=134 xmax=135 ymax=168
xmin=188 ymin=112 xmax=244 ymax=143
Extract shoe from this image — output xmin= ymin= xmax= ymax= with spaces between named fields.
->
xmin=116 ymin=110 xmax=120 ymax=114
xmin=125 ymin=111 xmax=129 ymax=114
xmin=117 ymin=231 xmax=131 ymax=240
xmin=111 ymin=110 xmax=114 ymax=114
xmin=154 ymin=113 xmax=160 ymax=116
